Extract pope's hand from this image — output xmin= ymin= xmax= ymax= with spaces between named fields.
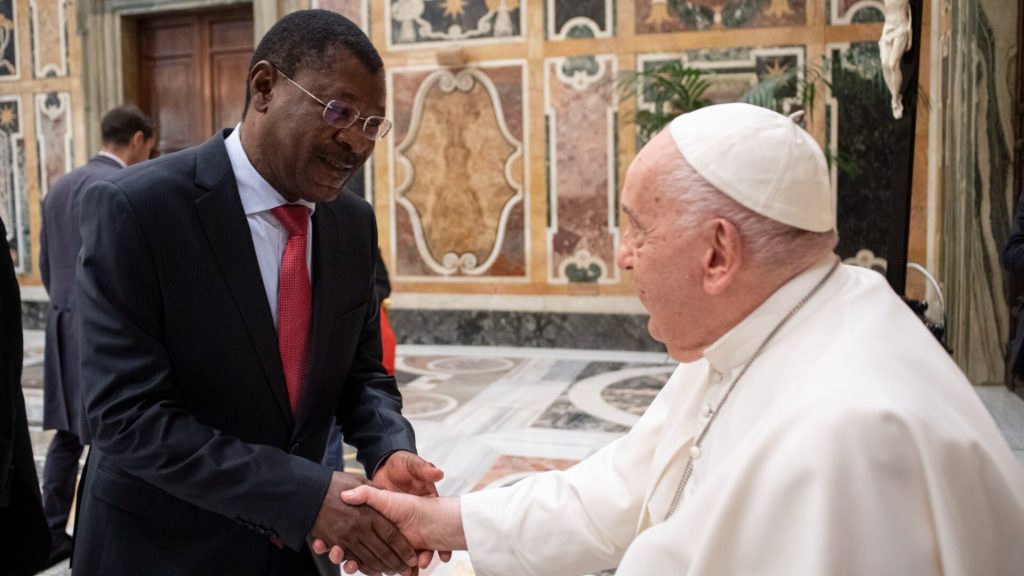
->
xmin=373 ymin=451 xmax=451 ymax=568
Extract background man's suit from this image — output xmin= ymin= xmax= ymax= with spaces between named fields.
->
xmin=38 ymin=153 xmax=122 ymax=542
xmin=72 ymin=131 xmax=416 ymax=576
xmin=0 ymin=216 xmax=52 ymax=575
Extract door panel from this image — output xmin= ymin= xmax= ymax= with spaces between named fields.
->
xmin=135 ymin=6 xmax=253 ymax=155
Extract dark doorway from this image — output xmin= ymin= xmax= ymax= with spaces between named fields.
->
xmin=130 ymin=5 xmax=254 ymax=155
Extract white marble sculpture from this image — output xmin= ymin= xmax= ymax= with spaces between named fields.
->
xmin=879 ymin=0 xmax=912 ymax=119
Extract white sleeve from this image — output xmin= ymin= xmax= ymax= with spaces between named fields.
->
xmin=461 ymin=368 xmax=677 ymax=576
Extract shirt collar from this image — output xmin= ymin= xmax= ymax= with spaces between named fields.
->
xmin=97 ymin=150 xmax=127 ymax=169
xmin=703 ymin=254 xmax=840 ymax=374
xmin=224 ymin=124 xmax=315 ymax=216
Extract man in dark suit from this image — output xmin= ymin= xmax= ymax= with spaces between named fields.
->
xmin=72 ymin=10 xmax=442 ymax=576
xmin=37 ymin=103 xmax=155 ymax=565
xmin=0 ymin=216 xmax=52 ymax=575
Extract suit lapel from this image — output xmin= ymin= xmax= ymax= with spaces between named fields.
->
xmin=192 ymin=132 xmax=294 ymax=428
xmin=293 ymin=205 xmax=345 ymax=437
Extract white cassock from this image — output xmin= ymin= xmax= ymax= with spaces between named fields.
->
xmin=462 ymin=256 xmax=1024 ymax=575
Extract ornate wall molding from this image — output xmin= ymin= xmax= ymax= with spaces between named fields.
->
xmin=387 ymin=0 xmax=524 ymax=50
xmin=0 ymin=95 xmax=27 ymax=273
xmin=545 ymin=54 xmax=620 ymax=284
xmin=390 ymin=64 xmax=528 ymax=280
xmin=828 ymin=0 xmax=884 ymax=25
xmin=547 ymin=0 xmax=614 ymax=40
xmin=0 ymin=0 xmax=20 ymax=81
xmin=34 ymin=90 xmax=72 ymax=200
xmin=30 ymin=0 xmax=69 ymax=78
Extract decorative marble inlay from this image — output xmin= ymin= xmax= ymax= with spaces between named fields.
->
xmin=34 ymin=91 xmax=72 ymax=200
xmin=402 ymin=391 xmax=459 ymax=418
xmin=825 ymin=42 xmax=895 ymax=262
xmin=30 ymin=0 xmax=68 ymax=78
xmin=547 ymin=0 xmax=613 ymax=40
xmin=843 ymin=248 xmax=888 ymax=274
xmin=533 ymin=362 xmax=673 ymax=431
xmin=425 ymin=356 xmax=516 ymax=373
xmin=545 ymin=55 xmax=619 ymax=284
xmin=313 ymin=0 xmax=369 ymax=32
xmin=0 ymin=96 xmax=27 ymax=273
xmin=637 ymin=47 xmax=805 ymax=146
xmin=0 ymin=0 xmax=18 ymax=80
xmin=390 ymin=65 xmax=527 ymax=279
xmin=636 ymin=0 xmax=806 ymax=34
xmin=827 ymin=0 xmax=884 ymax=24
xmin=388 ymin=0 xmax=523 ymax=48
xmin=473 ymin=455 xmax=578 ymax=490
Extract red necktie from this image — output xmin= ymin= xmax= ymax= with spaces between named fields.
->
xmin=271 ymin=205 xmax=311 ymax=416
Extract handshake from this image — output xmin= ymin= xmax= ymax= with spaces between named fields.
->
xmin=309 ymin=451 xmax=465 ymax=576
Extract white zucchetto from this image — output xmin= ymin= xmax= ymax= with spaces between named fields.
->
xmin=669 ymin=103 xmax=836 ymax=232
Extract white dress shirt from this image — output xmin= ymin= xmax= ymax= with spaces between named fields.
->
xmin=97 ymin=150 xmax=127 ymax=169
xmin=224 ymin=125 xmax=314 ymax=328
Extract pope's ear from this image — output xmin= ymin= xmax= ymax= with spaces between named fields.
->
xmin=703 ymin=218 xmax=742 ymax=295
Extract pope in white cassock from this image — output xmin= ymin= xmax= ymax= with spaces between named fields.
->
xmin=319 ymin=103 xmax=1024 ymax=576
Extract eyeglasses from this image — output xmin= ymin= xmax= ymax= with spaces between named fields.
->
xmin=273 ymin=66 xmax=392 ymax=141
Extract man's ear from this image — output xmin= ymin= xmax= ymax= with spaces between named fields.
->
xmin=249 ymin=60 xmax=277 ymax=114
xmin=130 ymin=130 xmax=145 ymax=148
xmin=703 ymin=218 xmax=743 ymax=296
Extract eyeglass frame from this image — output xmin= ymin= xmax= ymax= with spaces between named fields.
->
xmin=269 ymin=64 xmax=393 ymax=141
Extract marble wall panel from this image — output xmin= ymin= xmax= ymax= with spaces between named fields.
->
xmin=547 ymin=0 xmax=613 ymax=40
xmin=636 ymin=0 xmax=805 ymax=34
xmin=30 ymin=0 xmax=68 ymax=78
xmin=34 ymin=91 xmax=72 ymax=201
xmin=827 ymin=0 xmax=883 ymax=24
xmin=390 ymin=64 xmax=527 ymax=280
xmin=0 ymin=0 xmax=18 ymax=80
xmin=825 ymin=42 xmax=896 ymax=263
xmin=637 ymin=46 xmax=805 ymax=121
xmin=313 ymin=0 xmax=368 ymax=32
xmin=0 ymin=96 xmax=27 ymax=273
xmin=388 ymin=0 xmax=523 ymax=48
xmin=545 ymin=55 xmax=619 ymax=284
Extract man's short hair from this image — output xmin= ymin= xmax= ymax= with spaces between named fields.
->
xmin=242 ymin=9 xmax=384 ymax=118
xmin=101 ymin=104 xmax=155 ymax=146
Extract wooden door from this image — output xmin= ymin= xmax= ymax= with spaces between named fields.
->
xmin=135 ymin=6 xmax=253 ymax=155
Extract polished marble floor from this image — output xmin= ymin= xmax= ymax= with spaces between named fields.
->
xmin=22 ymin=333 xmax=1024 ymax=576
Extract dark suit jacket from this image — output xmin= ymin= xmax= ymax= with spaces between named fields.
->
xmin=39 ymin=154 xmax=122 ymax=442
xmin=72 ymin=131 xmax=416 ymax=576
xmin=0 ymin=216 xmax=52 ymax=575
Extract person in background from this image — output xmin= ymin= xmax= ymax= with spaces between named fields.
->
xmin=0 ymin=215 xmax=52 ymax=575
xmin=37 ymin=103 xmax=155 ymax=566
xmin=1001 ymin=190 xmax=1024 ymax=381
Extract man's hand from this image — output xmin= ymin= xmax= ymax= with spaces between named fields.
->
xmin=372 ymin=450 xmax=444 ymax=496
xmin=310 ymin=471 xmax=418 ymax=575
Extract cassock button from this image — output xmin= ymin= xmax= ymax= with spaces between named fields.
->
xmin=710 ymin=370 xmax=723 ymax=383
xmin=690 ymin=446 xmax=702 ymax=460
xmin=701 ymin=403 xmax=713 ymax=418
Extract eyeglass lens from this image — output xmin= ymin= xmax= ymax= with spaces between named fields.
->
xmin=323 ymin=100 xmax=390 ymax=140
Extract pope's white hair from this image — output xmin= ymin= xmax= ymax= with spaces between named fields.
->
xmin=665 ymin=155 xmax=838 ymax=275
